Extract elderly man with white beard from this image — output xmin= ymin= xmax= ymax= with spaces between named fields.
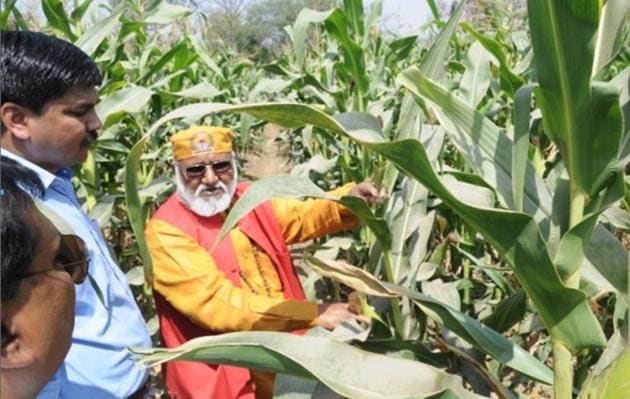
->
xmin=145 ymin=125 xmax=380 ymax=399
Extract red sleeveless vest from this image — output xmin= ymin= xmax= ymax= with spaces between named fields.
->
xmin=151 ymin=182 xmax=306 ymax=399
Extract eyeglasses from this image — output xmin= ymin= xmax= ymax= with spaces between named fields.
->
xmin=18 ymin=234 xmax=89 ymax=284
xmin=184 ymin=160 xmax=232 ymax=178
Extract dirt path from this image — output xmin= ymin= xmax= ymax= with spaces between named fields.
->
xmin=241 ymin=124 xmax=293 ymax=180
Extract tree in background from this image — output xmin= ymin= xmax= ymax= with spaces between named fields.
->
xmin=200 ymin=0 xmax=334 ymax=56
xmin=241 ymin=0 xmax=333 ymax=53
xmin=439 ymin=0 xmax=527 ymax=34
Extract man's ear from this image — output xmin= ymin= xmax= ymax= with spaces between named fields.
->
xmin=1 ymin=314 xmax=36 ymax=369
xmin=0 ymin=102 xmax=33 ymax=140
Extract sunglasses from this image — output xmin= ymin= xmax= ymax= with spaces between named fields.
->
xmin=18 ymin=234 xmax=89 ymax=284
xmin=184 ymin=160 xmax=232 ymax=178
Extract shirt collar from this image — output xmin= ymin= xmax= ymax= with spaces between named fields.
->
xmin=0 ymin=148 xmax=73 ymax=189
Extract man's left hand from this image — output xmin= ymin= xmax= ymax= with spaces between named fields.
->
xmin=348 ymin=182 xmax=384 ymax=206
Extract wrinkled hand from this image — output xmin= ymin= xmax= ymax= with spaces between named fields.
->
xmin=347 ymin=182 xmax=384 ymax=206
xmin=314 ymin=303 xmax=371 ymax=330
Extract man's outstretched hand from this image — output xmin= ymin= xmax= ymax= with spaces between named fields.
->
xmin=347 ymin=182 xmax=385 ymax=206
xmin=314 ymin=303 xmax=371 ymax=330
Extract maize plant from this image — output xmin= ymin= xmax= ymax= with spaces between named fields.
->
xmin=127 ymin=1 xmax=629 ymax=398
xmin=4 ymin=0 xmax=628 ymax=397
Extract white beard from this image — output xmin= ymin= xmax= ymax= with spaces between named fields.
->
xmin=175 ymin=160 xmax=238 ymax=217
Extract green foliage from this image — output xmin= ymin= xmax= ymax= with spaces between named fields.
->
xmin=4 ymin=0 xmax=629 ymax=397
xmin=131 ymin=331 xmax=482 ymax=399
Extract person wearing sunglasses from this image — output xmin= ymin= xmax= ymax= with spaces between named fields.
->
xmin=145 ymin=125 xmax=380 ymax=399
xmin=0 ymin=31 xmax=151 ymax=398
xmin=1 ymin=158 xmax=88 ymax=399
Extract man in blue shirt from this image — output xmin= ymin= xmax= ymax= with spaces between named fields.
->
xmin=0 ymin=30 xmax=152 ymax=398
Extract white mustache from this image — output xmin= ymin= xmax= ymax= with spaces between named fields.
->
xmin=195 ymin=182 xmax=227 ymax=196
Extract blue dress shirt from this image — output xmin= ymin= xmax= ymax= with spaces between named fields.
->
xmin=2 ymin=150 xmax=151 ymax=398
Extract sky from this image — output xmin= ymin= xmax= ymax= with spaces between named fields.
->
xmin=379 ymin=0 xmax=433 ymax=35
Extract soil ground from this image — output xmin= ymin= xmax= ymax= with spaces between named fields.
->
xmin=241 ymin=124 xmax=293 ymax=180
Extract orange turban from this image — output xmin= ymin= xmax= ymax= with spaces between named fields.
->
xmin=170 ymin=126 xmax=233 ymax=161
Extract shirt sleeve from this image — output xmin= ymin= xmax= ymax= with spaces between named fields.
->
xmin=145 ymin=219 xmax=318 ymax=332
xmin=271 ymin=182 xmax=360 ymax=244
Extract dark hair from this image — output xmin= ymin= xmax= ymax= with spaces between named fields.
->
xmin=0 ymin=156 xmax=45 ymax=302
xmin=0 ymin=30 xmax=102 ymax=116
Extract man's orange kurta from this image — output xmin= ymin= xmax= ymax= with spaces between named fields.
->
xmin=145 ymin=182 xmax=358 ymax=399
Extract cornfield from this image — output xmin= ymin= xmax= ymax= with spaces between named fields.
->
xmin=2 ymin=0 xmax=629 ymax=398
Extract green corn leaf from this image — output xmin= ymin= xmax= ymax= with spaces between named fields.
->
xmin=592 ymin=0 xmax=630 ymax=77
xmin=216 ymin=175 xmax=391 ymax=250
xmin=167 ymin=81 xmax=222 ymax=99
xmin=378 ymin=0 xmax=464 ymax=282
xmin=306 ymin=256 xmax=553 ymax=384
xmin=136 ymin=41 xmax=188 ymax=84
xmin=248 ymin=79 xmax=292 ymax=101
xmin=584 ymin=220 xmax=629 ymax=302
xmin=482 ymin=290 xmax=527 ymax=334
xmin=125 ymin=145 xmax=153 ymax=282
xmin=578 ymin=331 xmax=630 ymax=399
xmin=96 ymin=85 xmax=154 ymax=125
xmin=75 ymin=6 xmax=123 ymax=56
xmin=88 ymin=195 xmax=116 ymax=228
xmin=386 ymin=35 xmax=418 ymax=64
xmin=323 ymin=9 xmax=369 ymax=99
xmin=69 ymin=0 xmax=93 ymax=21
xmin=290 ymin=154 xmax=338 ymax=177
xmin=130 ymin=331 xmax=481 ymax=399
xmin=7 ymin=5 xmax=28 ymax=30
xmin=388 ymin=178 xmax=431 ymax=282
xmin=363 ymin=0 xmax=381 ymax=48
xmin=461 ymin=23 xmax=524 ymax=96
xmin=333 ymin=112 xmax=383 ymax=138
xmin=189 ymin=35 xmax=224 ymax=78
xmin=419 ymin=0 xmax=466 ymax=82
xmin=528 ymin=0 xmax=623 ymax=196
xmin=555 ymin=168 xmax=626 ymax=286
xmin=602 ymin=204 xmax=630 ymax=230
xmin=554 ymin=212 xmax=601 ymax=284
xmin=343 ymin=0 xmax=365 ymax=39
xmin=612 ymin=67 xmax=630 ymax=165
xmin=41 ymin=0 xmax=76 ymax=40
xmin=455 ymin=246 xmax=513 ymax=295
xmin=149 ymin=70 xmax=187 ymax=91
xmin=0 ymin=0 xmax=18 ymax=28
xmin=145 ymin=3 xmax=191 ymax=24
xmin=512 ymin=85 xmax=535 ymax=212
xmin=379 ymin=109 xmax=439 ymax=286
xmin=397 ymin=68 xmax=552 ymax=227
xmin=396 ymin=69 xmax=628 ymax=302
xmin=426 ymin=0 xmax=441 ymax=21
xmin=441 ymin=175 xmax=495 ymax=208
xmin=459 ymin=41 xmax=493 ymax=107
xmin=290 ymin=8 xmax=335 ymax=69
xmin=362 ymin=138 xmax=606 ymax=351
xmin=127 ymin=102 xmax=605 ymax=351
